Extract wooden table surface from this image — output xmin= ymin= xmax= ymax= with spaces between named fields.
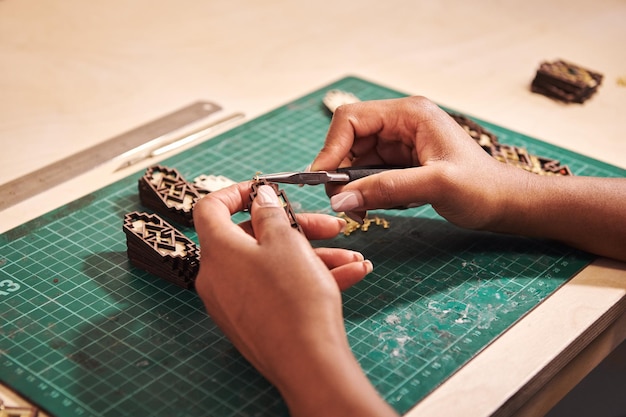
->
xmin=1 ymin=0 xmax=625 ymax=415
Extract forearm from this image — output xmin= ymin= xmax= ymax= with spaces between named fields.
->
xmin=491 ymin=172 xmax=626 ymax=261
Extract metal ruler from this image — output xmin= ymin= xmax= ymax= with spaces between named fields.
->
xmin=0 ymin=101 xmax=222 ymax=211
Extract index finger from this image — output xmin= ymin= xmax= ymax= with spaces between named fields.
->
xmin=311 ymin=100 xmax=399 ymax=172
xmin=311 ymin=103 xmax=364 ymax=171
xmin=193 ymin=181 xmax=254 ymax=247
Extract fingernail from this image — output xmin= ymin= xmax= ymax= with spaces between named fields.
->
xmin=363 ymin=260 xmax=373 ymax=274
xmin=351 ymin=251 xmax=364 ymax=262
xmin=256 ymin=185 xmax=280 ymax=207
xmin=330 ymin=190 xmax=363 ymax=212
xmin=337 ymin=217 xmax=347 ymax=233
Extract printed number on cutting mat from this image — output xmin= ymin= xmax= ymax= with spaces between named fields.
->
xmin=0 ymin=279 xmax=20 ymax=295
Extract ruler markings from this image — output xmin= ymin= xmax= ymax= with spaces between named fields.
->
xmin=0 ymin=101 xmax=222 ymax=210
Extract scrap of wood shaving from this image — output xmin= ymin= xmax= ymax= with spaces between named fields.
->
xmin=323 ymin=90 xmax=361 ymax=113
xmin=193 ymin=174 xmax=236 ymax=192
xmin=338 ymin=213 xmax=390 ymax=236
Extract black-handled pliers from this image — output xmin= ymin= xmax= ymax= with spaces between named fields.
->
xmin=253 ymin=166 xmax=405 ymax=185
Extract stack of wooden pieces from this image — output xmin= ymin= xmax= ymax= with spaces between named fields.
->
xmin=123 ymin=211 xmax=200 ymax=290
xmin=531 ymin=59 xmax=603 ymax=104
xmin=450 ymin=113 xmax=572 ymax=176
xmin=138 ymin=165 xmax=202 ymax=227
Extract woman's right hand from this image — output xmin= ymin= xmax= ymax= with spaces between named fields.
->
xmin=310 ymin=96 xmax=525 ymax=230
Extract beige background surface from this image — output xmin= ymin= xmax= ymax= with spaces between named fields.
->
xmin=1 ymin=0 xmax=625 ymax=228
xmin=1 ymin=1 xmax=625 ymax=415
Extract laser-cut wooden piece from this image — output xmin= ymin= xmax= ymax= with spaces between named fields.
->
xmin=531 ymin=59 xmax=603 ymax=103
xmin=0 ymin=403 xmax=39 ymax=417
xmin=248 ymin=179 xmax=304 ymax=234
xmin=123 ymin=211 xmax=199 ymax=290
xmin=192 ymin=173 xmax=237 ymax=198
xmin=193 ymin=174 xmax=236 ymax=194
xmin=322 ymin=89 xmax=361 ymax=113
xmin=138 ymin=165 xmax=202 ymax=226
xmin=449 ymin=113 xmax=572 ymax=176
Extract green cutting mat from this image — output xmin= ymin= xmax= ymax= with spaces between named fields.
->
xmin=1 ymin=76 xmax=624 ymax=417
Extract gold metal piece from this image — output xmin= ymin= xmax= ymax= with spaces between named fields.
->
xmin=338 ymin=213 xmax=390 ymax=236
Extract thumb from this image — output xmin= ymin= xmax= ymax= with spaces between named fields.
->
xmin=251 ymin=184 xmax=295 ymax=242
xmin=329 ymin=167 xmax=439 ymax=212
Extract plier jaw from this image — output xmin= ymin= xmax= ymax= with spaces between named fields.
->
xmin=253 ymin=166 xmax=403 ymax=185
xmin=253 ymin=171 xmax=350 ymax=185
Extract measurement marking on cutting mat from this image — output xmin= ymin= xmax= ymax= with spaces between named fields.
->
xmin=0 ymin=101 xmax=222 ymax=211
xmin=0 ymin=278 xmax=20 ymax=296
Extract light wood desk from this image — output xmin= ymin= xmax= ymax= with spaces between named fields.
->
xmin=1 ymin=0 xmax=625 ymax=415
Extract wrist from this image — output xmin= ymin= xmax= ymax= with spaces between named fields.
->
xmin=488 ymin=170 xmax=607 ymax=240
xmin=482 ymin=166 xmax=538 ymax=234
xmin=274 ymin=336 xmax=398 ymax=417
